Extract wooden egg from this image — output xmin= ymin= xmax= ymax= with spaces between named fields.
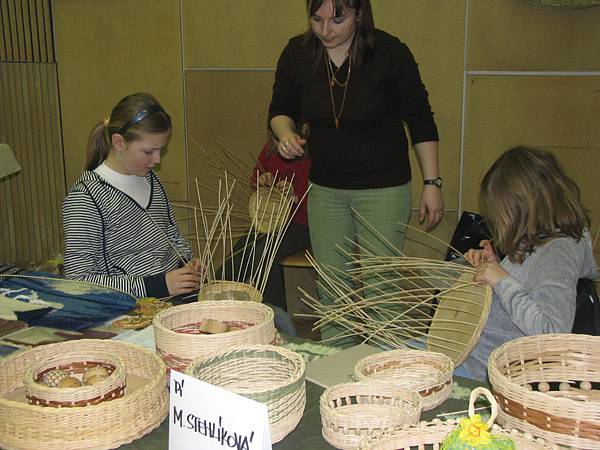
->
xmin=84 ymin=374 xmax=108 ymax=386
xmin=41 ymin=369 xmax=67 ymax=387
xmin=559 ymin=382 xmax=571 ymax=391
xmin=523 ymin=383 xmax=533 ymax=391
xmin=580 ymin=381 xmax=592 ymax=391
xmin=82 ymin=366 xmax=110 ymax=384
xmin=538 ymin=382 xmax=550 ymax=393
xmin=58 ymin=376 xmax=82 ymax=388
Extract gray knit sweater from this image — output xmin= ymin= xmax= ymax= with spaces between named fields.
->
xmin=462 ymin=232 xmax=599 ymax=381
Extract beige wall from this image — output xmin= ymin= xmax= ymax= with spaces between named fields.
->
xmin=42 ymin=1 xmax=600 ymax=262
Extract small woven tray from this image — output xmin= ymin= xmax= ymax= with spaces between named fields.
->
xmin=198 ymin=280 xmax=263 ymax=302
xmin=488 ymin=333 xmax=600 ymax=449
xmin=24 ymin=352 xmax=126 ymax=407
xmin=360 ymin=388 xmax=558 ymax=449
xmin=153 ymin=300 xmax=276 ymax=372
xmin=320 ymin=381 xmax=422 ymax=449
xmin=0 ymin=339 xmax=167 ymax=450
xmin=353 ymin=349 xmax=453 ymax=411
xmin=186 ymin=344 xmax=306 ymax=444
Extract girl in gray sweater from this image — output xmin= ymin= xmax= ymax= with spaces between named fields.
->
xmin=459 ymin=147 xmax=599 ymax=381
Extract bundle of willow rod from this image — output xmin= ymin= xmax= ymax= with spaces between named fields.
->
xmin=298 ymin=210 xmax=491 ymax=366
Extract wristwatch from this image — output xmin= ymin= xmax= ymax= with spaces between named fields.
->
xmin=423 ymin=177 xmax=443 ymax=188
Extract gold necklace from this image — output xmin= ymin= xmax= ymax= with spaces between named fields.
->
xmin=327 ymin=56 xmax=350 ymax=87
xmin=325 ymin=54 xmax=352 ymax=129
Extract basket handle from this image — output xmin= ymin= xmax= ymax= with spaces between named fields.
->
xmin=468 ymin=387 xmax=498 ymax=428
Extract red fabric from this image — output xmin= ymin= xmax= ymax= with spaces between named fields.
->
xmin=252 ymin=141 xmax=310 ymax=226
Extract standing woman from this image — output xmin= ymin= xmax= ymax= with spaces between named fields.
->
xmin=269 ymin=0 xmax=443 ymax=341
xmin=63 ymin=93 xmax=201 ymax=299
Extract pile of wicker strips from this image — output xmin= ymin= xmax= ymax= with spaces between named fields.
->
xmin=488 ymin=333 xmax=600 ymax=449
xmin=0 ymin=339 xmax=167 ymax=450
xmin=153 ymin=300 xmax=276 ymax=372
xmin=360 ymin=387 xmax=558 ymax=449
xmin=353 ymin=349 xmax=453 ymax=411
xmin=186 ymin=344 xmax=306 ymax=444
xmin=320 ymin=381 xmax=422 ymax=449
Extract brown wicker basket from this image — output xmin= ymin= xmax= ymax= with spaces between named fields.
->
xmin=186 ymin=344 xmax=306 ymax=444
xmin=153 ymin=300 xmax=276 ymax=373
xmin=320 ymin=381 xmax=422 ymax=449
xmin=488 ymin=333 xmax=600 ymax=449
xmin=360 ymin=387 xmax=558 ymax=449
xmin=0 ymin=339 xmax=167 ymax=450
xmin=353 ymin=349 xmax=453 ymax=411
xmin=198 ymin=280 xmax=263 ymax=302
xmin=24 ymin=352 xmax=126 ymax=408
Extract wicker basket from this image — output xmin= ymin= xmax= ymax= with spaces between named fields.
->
xmin=488 ymin=333 xmax=600 ymax=449
xmin=186 ymin=344 xmax=306 ymax=444
xmin=153 ymin=300 xmax=276 ymax=372
xmin=360 ymin=387 xmax=558 ymax=449
xmin=353 ymin=349 xmax=453 ymax=411
xmin=320 ymin=381 xmax=422 ymax=449
xmin=248 ymin=185 xmax=293 ymax=234
xmin=198 ymin=280 xmax=263 ymax=302
xmin=24 ymin=352 xmax=126 ymax=408
xmin=0 ymin=339 xmax=167 ymax=450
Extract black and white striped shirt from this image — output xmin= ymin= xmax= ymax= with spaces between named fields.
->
xmin=63 ymin=170 xmax=192 ymax=298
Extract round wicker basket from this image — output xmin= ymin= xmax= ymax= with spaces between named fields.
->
xmin=320 ymin=381 xmax=422 ymax=449
xmin=488 ymin=333 xmax=600 ymax=449
xmin=24 ymin=352 xmax=126 ymax=408
xmin=153 ymin=300 xmax=276 ymax=373
xmin=186 ymin=344 xmax=306 ymax=444
xmin=0 ymin=339 xmax=167 ymax=450
xmin=248 ymin=185 xmax=293 ymax=234
xmin=353 ymin=349 xmax=453 ymax=411
xmin=198 ymin=280 xmax=263 ymax=302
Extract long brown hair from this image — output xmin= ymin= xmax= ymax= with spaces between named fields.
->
xmin=480 ymin=146 xmax=590 ymax=263
xmin=85 ymin=92 xmax=171 ymax=171
xmin=304 ymin=0 xmax=375 ymax=70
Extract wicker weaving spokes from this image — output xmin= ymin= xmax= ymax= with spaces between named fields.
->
xmin=488 ymin=333 xmax=600 ymax=449
xmin=353 ymin=349 xmax=454 ymax=411
xmin=186 ymin=345 xmax=306 ymax=444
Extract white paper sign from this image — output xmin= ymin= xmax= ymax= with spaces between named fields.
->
xmin=169 ymin=371 xmax=272 ymax=450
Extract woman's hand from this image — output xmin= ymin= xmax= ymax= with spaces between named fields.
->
xmin=258 ymin=172 xmax=274 ymax=187
xmin=277 ymin=133 xmax=306 ymax=159
xmin=166 ymin=263 xmax=202 ymax=295
xmin=473 ymin=261 xmax=509 ymax=287
xmin=464 ymin=240 xmax=497 ymax=267
xmin=419 ymin=186 xmax=444 ymax=230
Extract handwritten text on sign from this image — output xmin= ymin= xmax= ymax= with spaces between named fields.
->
xmin=169 ymin=370 xmax=272 ymax=450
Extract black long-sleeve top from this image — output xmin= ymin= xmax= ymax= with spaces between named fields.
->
xmin=269 ymin=29 xmax=438 ymax=190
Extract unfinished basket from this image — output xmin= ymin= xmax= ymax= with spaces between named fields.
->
xmin=248 ymin=184 xmax=293 ymax=234
xmin=360 ymin=387 xmax=557 ymax=449
xmin=488 ymin=333 xmax=600 ymax=449
xmin=353 ymin=349 xmax=453 ymax=411
xmin=198 ymin=280 xmax=263 ymax=302
xmin=24 ymin=352 xmax=126 ymax=408
xmin=186 ymin=344 xmax=306 ymax=444
xmin=0 ymin=339 xmax=167 ymax=450
xmin=320 ymin=381 xmax=422 ymax=449
xmin=153 ymin=300 xmax=276 ymax=373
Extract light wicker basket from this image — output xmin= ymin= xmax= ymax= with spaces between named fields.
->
xmin=0 ymin=339 xmax=167 ymax=450
xmin=198 ymin=280 xmax=263 ymax=302
xmin=488 ymin=333 xmax=600 ymax=449
xmin=186 ymin=344 xmax=306 ymax=444
xmin=320 ymin=381 xmax=423 ymax=449
xmin=248 ymin=185 xmax=293 ymax=234
xmin=24 ymin=352 xmax=126 ymax=408
xmin=353 ymin=349 xmax=453 ymax=411
xmin=360 ymin=387 xmax=558 ymax=449
xmin=153 ymin=300 xmax=276 ymax=373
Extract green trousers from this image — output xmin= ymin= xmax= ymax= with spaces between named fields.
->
xmin=308 ymin=182 xmax=412 ymax=346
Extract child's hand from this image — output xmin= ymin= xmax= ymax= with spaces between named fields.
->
xmin=473 ymin=261 xmax=509 ymax=287
xmin=258 ymin=172 xmax=274 ymax=187
xmin=464 ymin=240 xmax=498 ymax=267
xmin=166 ymin=264 xmax=201 ymax=295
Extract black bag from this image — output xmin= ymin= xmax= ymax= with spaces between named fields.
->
xmin=572 ymin=278 xmax=600 ymax=335
xmin=445 ymin=211 xmax=492 ymax=262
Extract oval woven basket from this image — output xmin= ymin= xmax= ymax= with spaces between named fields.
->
xmin=198 ymin=280 xmax=263 ymax=302
xmin=0 ymin=339 xmax=167 ymax=450
xmin=320 ymin=381 xmax=422 ymax=449
xmin=186 ymin=344 xmax=306 ymax=444
xmin=360 ymin=387 xmax=558 ymax=449
xmin=353 ymin=349 xmax=453 ymax=411
xmin=248 ymin=185 xmax=294 ymax=234
xmin=24 ymin=352 xmax=126 ymax=408
xmin=488 ymin=333 xmax=600 ymax=449
xmin=153 ymin=300 xmax=276 ymax=373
